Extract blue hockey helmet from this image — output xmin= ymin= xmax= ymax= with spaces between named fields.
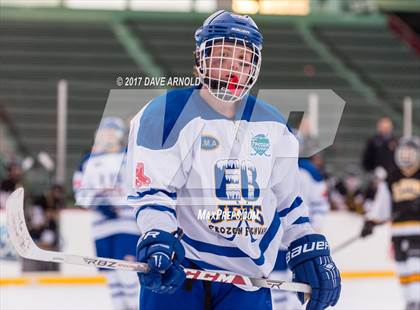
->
xmin=194 ymin=11 xmax=263 ymax=103
xmin=195 ymin=10 xmax=263 ymax=50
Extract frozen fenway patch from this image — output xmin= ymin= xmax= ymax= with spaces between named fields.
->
xmin=135 ymin=162 xmax=151 ymax=188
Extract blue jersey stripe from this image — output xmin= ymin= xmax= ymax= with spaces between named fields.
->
xmin=254 ymin=211 xmax=282 ymax=265
xmin=181 ymin=210 xmax=282 ymax=266
xmin=182 ymin=234 xmax=246 ymax=257
xmin=128 ymin=189 xmax=177 ymax=200
xmin=273 ymin=250 xmax=288 ymax=271
xmin=278 ymin=196 xmax=303 ymax=218
xmin=292 ymin=216 xmax=310 ymax=225
xmin=135 ymin=204 xmax=176 ymax=219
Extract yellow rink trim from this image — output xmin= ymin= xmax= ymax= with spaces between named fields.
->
xmin=38 ymin=276 xmax=107 ymax=285
xmin=0 ymin=278 xmax=30 ymax=286
xmin=0 ymin=275 xmax=107 ymax=286
xmin=392 ymin=221 xmax=420 ymax=227
xmin=0 ymin=271 xmax=399 ymax=286
xmin=341 ymin=271 xmax=396 ymax=278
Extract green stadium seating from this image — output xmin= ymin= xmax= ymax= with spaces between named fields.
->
xmin=0 ymin=21 xmax=142 ymax=186
xmin=313 ymin=24 xmax=420 ymax=128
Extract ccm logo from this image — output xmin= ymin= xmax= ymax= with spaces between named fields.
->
xmin=185 ymin=270 xmax=246 ymax=285
xmin=286 ymin=241 xmax=329 ymax=263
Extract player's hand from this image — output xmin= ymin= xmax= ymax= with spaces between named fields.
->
xmin=136 ymin=229 xmax=186 ymax=294
xmin=360 ymin=220 xmax=375 ymax=238
xmin=287 ymin=234 xmax=341 ymax=310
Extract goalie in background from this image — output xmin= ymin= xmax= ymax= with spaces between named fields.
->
xmin=73 ymin=117 xmax=140 ymax=310
xmin=361 ymin=136 xmax=420 ymax=310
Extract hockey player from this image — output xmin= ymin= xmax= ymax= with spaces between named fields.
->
xmin=126 ymin=11 xmax=341 ymax=310
xmin=73 ymin=117 xmax=140 ymax=310
xmin=297 ymin=156 xmax=330 ymax=232
xmin=271 ymin=154 xmax=331 ymax=309
xmin=361 ymin=136 xmax=420 ymax=310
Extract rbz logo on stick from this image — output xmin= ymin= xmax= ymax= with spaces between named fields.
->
xmin=83 ymin=257 xmax=117 ymax=268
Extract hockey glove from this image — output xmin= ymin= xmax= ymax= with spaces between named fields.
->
xmin=287 ymin=234 xmax=341 ymax=310
xmin=361 ymin=220 xmax=376 ymax=238
xmin=136 ymin=229 xmax=186 ymax=294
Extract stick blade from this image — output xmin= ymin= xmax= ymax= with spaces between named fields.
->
xmin=5 ymin=188 xmax=38 ymax=259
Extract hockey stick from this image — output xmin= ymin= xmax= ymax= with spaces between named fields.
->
xmin=6 ymin=188 xmax=311 ymax=294
xmin=331 ymin=235 xmax=360 ymax=254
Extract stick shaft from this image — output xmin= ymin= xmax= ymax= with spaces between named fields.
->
xmin=6 ymin=188 xmax=311 ymax=294
xmin=332 ymin=235 xmax=360 ymax=254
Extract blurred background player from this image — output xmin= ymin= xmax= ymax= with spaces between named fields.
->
xmin=73 ymin=117 xmax=140 ymax=310
xmin=271 ymin=151 xmax=331 ymax=310
xmin=361 ymin=136 xmax=420 ymax=310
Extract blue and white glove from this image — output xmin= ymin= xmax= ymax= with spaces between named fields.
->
xmin=137 ymin=229 xmax=186 ymax=294
xmin=287 ymin=234 xmax=341 ymax=310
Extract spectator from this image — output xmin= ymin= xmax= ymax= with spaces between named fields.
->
xmin=362 ymin=117 xmax=398 ymax=173
xmin=22 ymin=184 xmax=64 ymax=272
xmin=0 ymin=162 xmax=23 ymax=209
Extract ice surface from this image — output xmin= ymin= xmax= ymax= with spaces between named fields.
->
xmin=0 ymin=278 xmax=405 ymax=310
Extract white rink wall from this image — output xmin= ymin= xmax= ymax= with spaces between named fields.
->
xmin=58 ymin=210 xmax=396 ymax=274
xmin=1 ymin=209 xmax=396 ymax=276
xmin=322 ymin=211 xmax=395 ymax=273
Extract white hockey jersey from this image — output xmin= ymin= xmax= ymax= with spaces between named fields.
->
xmin=126 ymin=87 xmax=313 ymax=282
xmin=298 ymin=159 xmax=330 ymax=231
xmin=73 ymin=151 xmax=138 ymax=239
